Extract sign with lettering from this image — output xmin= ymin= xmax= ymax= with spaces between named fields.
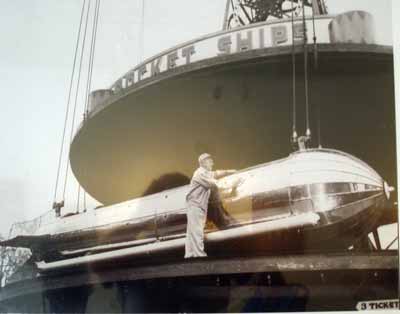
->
xmin=111 ymin=16 xmax=333 ymax=92
xmin=356 ymin=299 xmax=399 ymax=311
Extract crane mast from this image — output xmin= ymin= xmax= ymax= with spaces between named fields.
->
xmin=223 ymin=0 xmax=328 ymax=29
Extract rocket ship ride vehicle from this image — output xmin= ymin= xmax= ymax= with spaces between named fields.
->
xmin=1 ymin=147 xmax=394 ymax=272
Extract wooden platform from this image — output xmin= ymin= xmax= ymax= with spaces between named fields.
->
xmin=0 ymin=251 xmax=397 ymax=306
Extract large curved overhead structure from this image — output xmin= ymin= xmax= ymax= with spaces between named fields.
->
xmin=70 ymin=12 xmax=396 ymax=205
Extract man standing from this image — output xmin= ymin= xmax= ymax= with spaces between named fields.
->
xmin=185 ymin=153 xmax=242 ymax=258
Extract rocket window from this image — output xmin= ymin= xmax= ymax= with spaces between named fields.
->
xmin=290 ymin=185 xmax=309 ymax=200
xmin=310 ymin=183 xmax=325 ymax=196
xmin=310 ymin=183 xmax=351 ymax=195
xmin=357 ymin=183 xmax=366 ymax=191
xmin=325 ymin=183 xmax=352 ymax=194
xmin=365 ymin=184 xmax=379 ymax=190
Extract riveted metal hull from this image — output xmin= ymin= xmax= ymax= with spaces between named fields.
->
xmin=1 ymin=149 xmax=392 ymax=270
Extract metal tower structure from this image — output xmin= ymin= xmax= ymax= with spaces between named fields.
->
xmin=223 ymin=0 xmax=328 ymax=29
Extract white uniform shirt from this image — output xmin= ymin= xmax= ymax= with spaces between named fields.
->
xmin=186 ymin=167 xmax=218 ymax=211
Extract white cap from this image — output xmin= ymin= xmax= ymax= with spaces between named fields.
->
xmin=198 ymin=153 xmax=212 ymax=164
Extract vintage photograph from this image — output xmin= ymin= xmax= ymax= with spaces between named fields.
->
xmin=0 ymin=0 xmax=398 ymax=312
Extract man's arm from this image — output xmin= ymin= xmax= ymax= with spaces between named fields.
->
xmin=194 ymin=169 xmax=243 ymax=195
xmin=214 ymin=169 xmax=237 ymax=179
xmin=193 ymin=171 xmax=218 ymax=189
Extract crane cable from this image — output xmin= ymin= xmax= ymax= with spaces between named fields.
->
xmin=311 ymin=0 xmax=318 ymax=69
xmin=62 ymin=0 xmax=92 ymax=202
xmin=302 ymin=0 xmax=311 ymax=138
xmin=77 ymin=184 xmax=82 ymax=213
xmin=82 ymin=0 xmax=101 ymax=210
xmin=52 ymin=0 xmax=87 ymax=205
xmin=84 ymin=0 xmax=101 ymax=118
xmin=290 ymin=0 xmax=297 ymax=144
xmin=311 ymin=0 xmax=322 ymax=147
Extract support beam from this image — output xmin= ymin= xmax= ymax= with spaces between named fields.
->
xmin=373 ymin=229 xmax=382 ymax=250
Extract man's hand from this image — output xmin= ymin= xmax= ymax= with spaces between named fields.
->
xmin=232 ymin=177 xmax=245 ymax=190
xmin=217 ymin=177 xmax=245 ymax=199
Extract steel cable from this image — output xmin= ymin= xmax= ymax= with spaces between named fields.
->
xmin=82 ymin=0 xmax=101 ymax=209
xmin=84 ymin=0 xmax=101 ymax=116
xmin=311 ymin=0 xmax=322 ymax=147
xmin=62 ymin=0 xmax=92 ymax=201
xmin=302 ymin=0 xmax=311 ymax=138
xmin=291 ymin=0 xmax=297 ymax=143
xmin=53 ymin=0 xmax=87 ymax=204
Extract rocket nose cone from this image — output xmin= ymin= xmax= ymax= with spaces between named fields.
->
xmin=383 ymin=181 xmax=395 ymax=200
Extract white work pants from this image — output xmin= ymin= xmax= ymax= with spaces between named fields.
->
xmin=185 ymin=205 xmax=207 ymax=258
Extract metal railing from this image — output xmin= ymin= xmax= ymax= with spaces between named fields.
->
xmin=8 ymin=210 xmax=57 ymax=240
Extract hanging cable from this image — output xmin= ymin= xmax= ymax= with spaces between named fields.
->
xmin=311 ymin=0 xmax=318 ymax=69
xmin=290 ymin=0 xmax=297 ymax=144
xmin=62 ymin=0 xmax=92 ymax=202
xmin=311 ymin=0 xmax=321 ymax=147
xmin=76 ymin=185 xmax=81 ymax=214
xmin=83 ymin=0 xmax=101 ymax=210
xmin=84 ymin=0 xmax=101 ymax=118
xmin=53 ymin=0 xmax=87 ymax=206
xmin=302 ymin=0 xmax=311 ymax=139
xmin=317 ymin=98 xmax=322 ymax=148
